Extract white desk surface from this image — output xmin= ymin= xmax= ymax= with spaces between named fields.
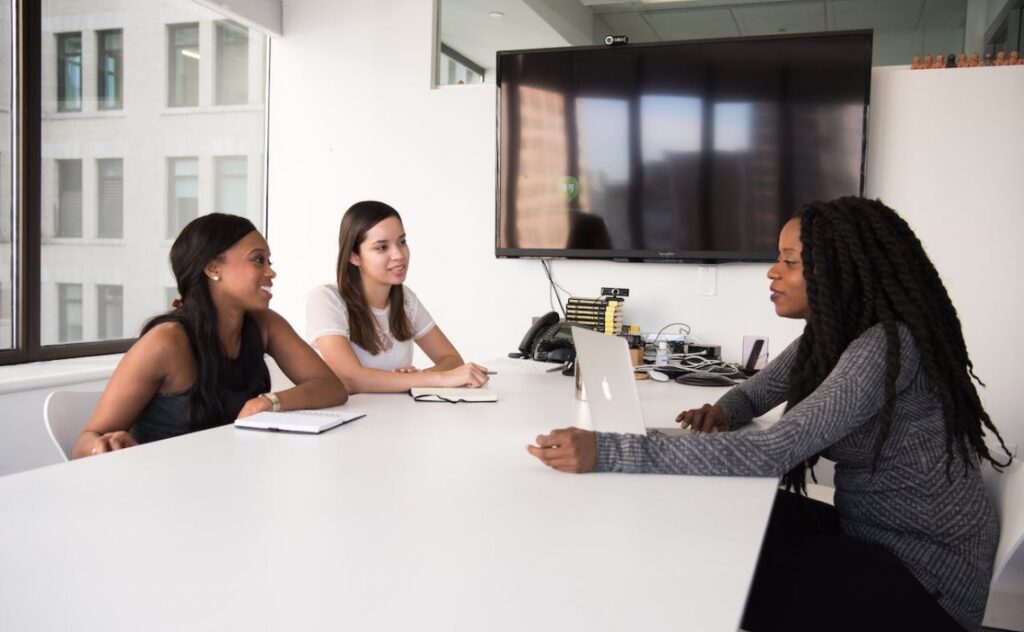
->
xmin=0 ymin=372 xmax=778 ymax=632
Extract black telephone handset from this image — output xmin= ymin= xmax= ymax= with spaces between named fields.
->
xmin=515 ymin=311 xmax=576 ymax=363
xmin=517 ymin=311 xmax=560 ymax=358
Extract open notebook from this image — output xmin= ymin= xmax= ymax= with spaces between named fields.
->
xmin=234 ymin=410 xmax=365 ymax=434
xmin=410 ymin=387 xmax=498 ymax=403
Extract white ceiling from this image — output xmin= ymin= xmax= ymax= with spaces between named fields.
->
xmin=440 ymin=0 xmax=570 ymax=74
xmin=441 ymin=0 xmax=969 ymax=72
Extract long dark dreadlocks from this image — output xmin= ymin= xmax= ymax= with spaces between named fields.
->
xmin=781 ymin=197 xmax=1012 ymax=493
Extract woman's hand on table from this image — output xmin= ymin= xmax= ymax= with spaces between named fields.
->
xmin=437 ymin=362 xmax=489 ymax=388
xmin=527 ymin=427 xmax=596 ymax=473
xmin=237 ymin=395 xmax=273 ymax=419
xmin=677 ymin=404 xmax=728 ymax=434
xmin=84 ymin=430 xmax=138 ymax=456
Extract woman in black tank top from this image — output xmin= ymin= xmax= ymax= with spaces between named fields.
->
xmin=72 ymin=214 xmax=348 ymax=458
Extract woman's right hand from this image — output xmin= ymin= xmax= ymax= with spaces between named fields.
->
xmin=84 ymin=430 xmax=139 ymax=456
xmin=437 ymin=362 xmax=489 ymax=388
xmin=676 ymin=404 xmax=728 ymax=434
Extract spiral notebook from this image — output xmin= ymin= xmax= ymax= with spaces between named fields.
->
xmin=234 ymin=409 xmax=365 ymax=434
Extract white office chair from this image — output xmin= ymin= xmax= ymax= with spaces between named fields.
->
xmin=43 ymin=390 xmax=103 ymax=461
xmin=982 ymin=453 xmax=1024 ymax=630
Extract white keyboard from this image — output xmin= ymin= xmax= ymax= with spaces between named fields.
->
xmin=482 ymin=356 xmax=566 ymax=375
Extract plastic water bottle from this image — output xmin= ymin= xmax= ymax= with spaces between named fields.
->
xmin=655 ymin=341 xmax=669 ymax=367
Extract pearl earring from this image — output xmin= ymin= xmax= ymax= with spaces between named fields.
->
xmin=212 ymin=275 xmax=220 ymax=282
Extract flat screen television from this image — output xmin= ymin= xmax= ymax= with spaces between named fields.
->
xmin=495 ymin=31 xmax=872 ymax=262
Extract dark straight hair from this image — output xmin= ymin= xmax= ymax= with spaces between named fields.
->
xmin=335 ymin=201 xmax=412 ymax=354
xmin=142 ymin=213 xmax=270 ymax=431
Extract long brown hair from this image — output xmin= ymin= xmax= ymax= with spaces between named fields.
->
xmin=336 ymin=201 xmax=412 ymax=355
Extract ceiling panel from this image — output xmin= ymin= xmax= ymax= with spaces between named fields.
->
xmin=826 ymin=0 xmax=925 ymax=31
xmin=586 ymin=0 xmax=826 ymax=11
xmin=733 ymin=2 xmax=827 ymax=35
xmin=922 ymin=0 xmax=967 ymax=28
xmin=441 ymin=0 xmax=569 ymax=70
xmin=597 ymin=12 xmax=660 ymax=40
xmin=645 ymin=7 xmax=740 ymax=40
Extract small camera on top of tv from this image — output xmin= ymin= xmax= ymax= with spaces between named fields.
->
xmin=604 ymin=35 xmax=628 ymax=46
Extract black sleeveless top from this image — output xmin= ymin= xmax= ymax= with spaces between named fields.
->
xmin=130 ymin=354 xmax=267 ymax=444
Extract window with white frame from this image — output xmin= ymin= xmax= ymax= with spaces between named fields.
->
xmin=96 ymin=158 xmax=123 ymax=238
xmin=56 ymin=32 xmax=81 ymax=112
xmin=215 ymin=156 xmax=247 ymax=215
xmin=97 ymin=29 xmax=122 ymax=110
xmin=25 ymin=0 xmax=269 ymax=359
xmin=215 ymin=21 xmax=248 ymax=105
xmin=57 ymin=283 xmax=83 ymax=343
xmin=97 ymin=284 xmax=123 ymax=340
xmin=167 ymin=23 xmax=199 ymax=108
xmin=56 ymin=159 xmax=82 ymax=238
xmin=167 ymin=157 xmax=198 ymax=238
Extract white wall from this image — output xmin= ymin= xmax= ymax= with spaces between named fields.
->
xmin=268 ymin=0 xmax=1024 ymax=454
xmin=266 ymin=0 xmax=803 ymax=371
xmin=865 ymin=65 xmax=1024 ymax=451
xmin=0 ymin=379 xmax=109 ymax=476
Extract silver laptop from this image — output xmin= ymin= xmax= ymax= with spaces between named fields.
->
xmin=572 ymin=326 xmax=648 ymax=435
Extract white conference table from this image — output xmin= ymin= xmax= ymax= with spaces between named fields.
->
xmin=0 ymin=370 xmax=779 ymax=632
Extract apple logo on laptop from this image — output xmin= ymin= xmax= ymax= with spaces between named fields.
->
xmin=601 ymin=377 xmax=613 ymax=400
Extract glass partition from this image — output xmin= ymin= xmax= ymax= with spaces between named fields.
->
xmin=40 ymin=0 xmax=268 ymax=346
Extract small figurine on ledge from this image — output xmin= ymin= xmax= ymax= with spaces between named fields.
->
xmin=995 ymin=51 xmax=1007 ymax=66
xmin=969 ymin=51 xmax=981 ymax=67
xmin=923 ymin=54 xmax=933 ymax=69
xmin=983 ymin=52 xmax=994 ymax=66
xmin=932 ymin=53 xmax=945 ymax=68
xmin=911 ymin=54 xmax=923 ymax=69
xmin=957 ymin=52 xmax=968 ymax=67
xmin=945 ymin=53 xmax=957 ymax=68
xmin=1010 ymin=51 xmax=1020 ymax=65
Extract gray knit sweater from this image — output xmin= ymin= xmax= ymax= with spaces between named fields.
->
xmin=595 ymin=324 xmax=997 ymax=630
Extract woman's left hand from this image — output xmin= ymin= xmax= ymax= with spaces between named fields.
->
xmin=237 ymin=396 xmax=273 ymax=419
xmin=394 ymin=365 xmax=420 ymax=374
xmin=526 ymin=427 xmax=597 ymax=473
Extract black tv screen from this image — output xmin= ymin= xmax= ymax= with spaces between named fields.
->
xmin=496 ymin=31 xmax=871 ymax=262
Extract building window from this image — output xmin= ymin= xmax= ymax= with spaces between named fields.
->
xmin=167 ymin=157 xmax=198 ymax=237
xmin=57 ymin=32 xmax=82 ymax=112
xmin=97 ymin=158 xmax=123 ymax=238
xmin=216 ymin=21 xmax=248 ymax=105
xmin=168 ymin=23 xmax=199 ymax=107
xmin=57 ymin=283 xmax=83 ymax=343
xmin=97 ymin=284 xmax=123 ymax=340
xmin=21 ymin=2 xmax=268 ymax=362
xmin=97 ymin=29 xmax=123 ymax=110
xmin=56 ymin=159 xmax=82 ymax=238
xmin=215 ymin=156 xmax=247 ymax=215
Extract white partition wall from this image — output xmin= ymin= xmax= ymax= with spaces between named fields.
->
xmin=267 ymin=0 xmax=1023 ymax=452
xmin=864 ymin=65 xmax=1024 ymax=449
xmin=265 ymin=0 xmax=804 ymax=374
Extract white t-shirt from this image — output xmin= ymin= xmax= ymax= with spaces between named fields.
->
xmin=305 ymin=284 xmax=436 ymax=371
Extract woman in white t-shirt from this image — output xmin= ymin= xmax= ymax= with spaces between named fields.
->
xmin=306 ymin=200 xmax=489 ymax=394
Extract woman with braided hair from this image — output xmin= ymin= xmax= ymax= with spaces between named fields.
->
xmin=527 ymin=197 xmax=1012 ymax=631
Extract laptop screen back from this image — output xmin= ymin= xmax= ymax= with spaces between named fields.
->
xmin=572 ymin=326 xmax=646 ymax=435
